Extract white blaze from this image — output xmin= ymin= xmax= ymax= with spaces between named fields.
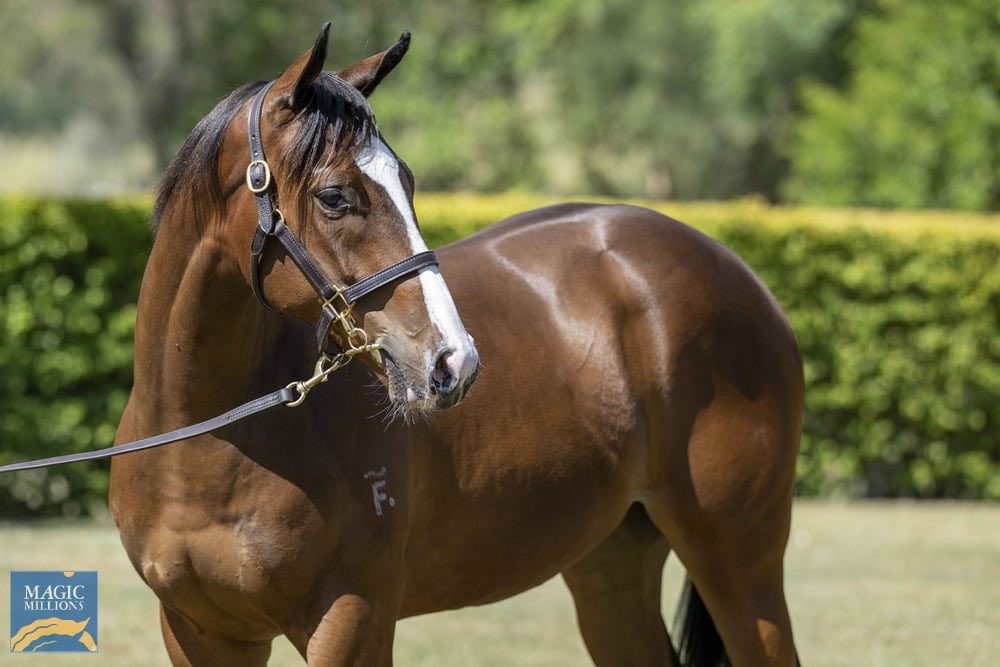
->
xmin=356 ymin=139 xmax=476 ymax=377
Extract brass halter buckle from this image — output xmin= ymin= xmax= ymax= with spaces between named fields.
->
xmin=245 ymin=159 xmax=272 ymax=193
xmin=284 ymin=289 xmax=381 ymax=408
xmin=323 ymin=288 xmax=376 ymax=354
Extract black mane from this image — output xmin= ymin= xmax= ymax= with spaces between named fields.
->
xmin=152 ymin=72 xmax=377 ymax=231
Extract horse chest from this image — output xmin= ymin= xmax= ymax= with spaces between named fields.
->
xmin=126 ymin=479 xmax=324 ymax=612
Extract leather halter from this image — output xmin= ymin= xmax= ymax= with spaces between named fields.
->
xmin=0 ymin=80 xmax=438 ymax=474
xmin=245 ymin=81 xmax=438 ymax=356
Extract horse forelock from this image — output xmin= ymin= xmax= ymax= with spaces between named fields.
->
xmin=278 ymin=72 xmax=378 ymax=214
xmin=152 ymin=72 xmax=377 ymax=233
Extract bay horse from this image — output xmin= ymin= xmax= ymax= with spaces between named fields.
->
xmin=110 ymin=24 xmax=803 ymax=666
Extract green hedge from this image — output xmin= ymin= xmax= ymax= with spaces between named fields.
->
xmin=0 ymin=199 xmax=151 ymax=516
xmin=708 ymin=209 xmax=999 ymax=498
xmin=1 ymin=195 xmax=998 ymax=515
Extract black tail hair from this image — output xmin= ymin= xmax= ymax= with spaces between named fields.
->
xmin=673 ymin=576 xmax=730 ymax=667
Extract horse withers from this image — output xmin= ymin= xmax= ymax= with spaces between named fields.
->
xmin=111 ymin=24 xmax=803 ymax=667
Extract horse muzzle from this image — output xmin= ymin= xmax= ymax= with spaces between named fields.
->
xmin=381 ymin=335 xmax=480 ymax=413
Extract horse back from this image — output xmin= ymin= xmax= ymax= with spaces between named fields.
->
xmin=440 ymin=202 xmax=802 ymax=401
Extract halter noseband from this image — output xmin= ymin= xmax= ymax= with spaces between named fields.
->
xmin=245 ymin=81 xmax=438 ymax=367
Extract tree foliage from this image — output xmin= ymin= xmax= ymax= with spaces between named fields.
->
xmin=784 ymin=0 xmax=1000 ymax=210
xmin=0 ymin=0 xmax=994 ymax=209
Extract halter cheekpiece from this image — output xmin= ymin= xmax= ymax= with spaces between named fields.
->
xmin=245 ymin=80 xmax=438 ymax=360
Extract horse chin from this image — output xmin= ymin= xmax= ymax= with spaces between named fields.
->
xmin=379 ymin=351 xmax=434 ymax=424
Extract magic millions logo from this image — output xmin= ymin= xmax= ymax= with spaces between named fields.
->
xmin=9 ymin=571 xmax=98 ymax=653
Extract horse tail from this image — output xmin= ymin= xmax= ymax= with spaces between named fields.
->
xmin=673 ymin=576 xmax=730 ymax=667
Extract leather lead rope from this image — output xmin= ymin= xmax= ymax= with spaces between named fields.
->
xmin=0 ymin=388 xmax=296 ymax=474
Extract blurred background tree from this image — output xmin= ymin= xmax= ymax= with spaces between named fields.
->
xmin=784 ymin=0 xmax=1000 ymax=210
xmin=0 ymin=0 xmax=995 ymax=209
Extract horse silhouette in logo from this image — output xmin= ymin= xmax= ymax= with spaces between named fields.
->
xmin=10 ymin=617 xmax=97 ymax=652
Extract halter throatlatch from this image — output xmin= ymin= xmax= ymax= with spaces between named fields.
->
xmin=245 ymin=81 xmax=438 ymax=404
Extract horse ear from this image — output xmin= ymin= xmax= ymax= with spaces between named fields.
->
xmin=273 ymin=22 xmax=331 ymax=111
xmin=337 ymin=31 xmax=411 ymax=97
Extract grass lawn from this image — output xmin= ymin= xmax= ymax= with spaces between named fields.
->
xmin=0 ymin=501 xmax=997 ymax=665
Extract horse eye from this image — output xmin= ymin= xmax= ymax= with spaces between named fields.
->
xmin=316 ymin=188 xmax=352 ymax=215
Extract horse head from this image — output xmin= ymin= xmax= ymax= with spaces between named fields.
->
xmin=218 ymin=24 xmax=479 ymax=413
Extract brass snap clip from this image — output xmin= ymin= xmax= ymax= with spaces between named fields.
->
xmin=285 ymin=353 xmax=349 ymax=408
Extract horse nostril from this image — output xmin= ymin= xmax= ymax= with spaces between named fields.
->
xmin=431 ymin=350 xmax=459 ymax=396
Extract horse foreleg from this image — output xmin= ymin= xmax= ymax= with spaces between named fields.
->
xmin=159 ymin=603 xmax=272 ymax=667
xmin=300 ymin=591 xmax=397 ymax=666
xmin=287 ymin=537 xmax=405 ymax=666
xmin=562 ymin=504 xmax=679 ymax=666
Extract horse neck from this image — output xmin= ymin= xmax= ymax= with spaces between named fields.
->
xmin=133 ymin=204 xmax=291 ymax=426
